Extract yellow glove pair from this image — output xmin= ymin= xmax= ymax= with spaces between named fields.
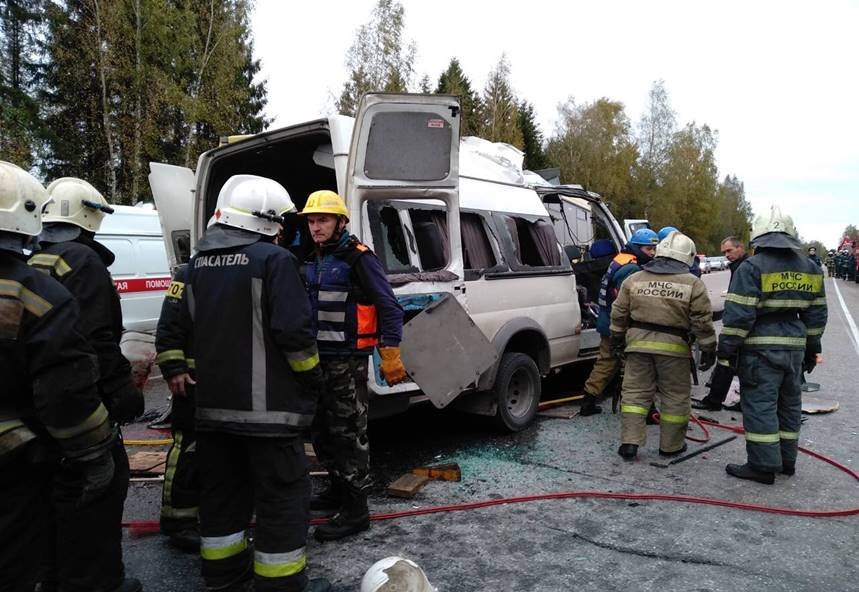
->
xmin=379 ymin=346 xmax=408 ymax=385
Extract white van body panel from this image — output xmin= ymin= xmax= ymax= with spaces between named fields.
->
xmin=148 ymin=163 xmax=195 ymax=270
xmin=96 ymin=205 xmax=170 ymax=332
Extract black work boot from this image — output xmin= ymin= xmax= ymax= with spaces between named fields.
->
xmin=305 ymin=578 xmax=332 ymax=592
xmin=579 ymin=394 xmax=602 ymax=416
xmin=617 ymin=444 xmax=638 ymax=460
xmin=310 ymin=478 xmax=344 ymax=512
xmin=781 ymin=461 xmax=796 ymax=476
xmin=313 ymin=486 xmax=370 ymax=542
xmin=691 ymin=397 xmax=722 ymax=411
xmin=659 ymin=443 xmax=688 ymax=457
xmin=167 ymin=527 xmax=200 ymax=552
xmin=725 ymin=463 xmax=775 ymax=484
xmin=110 ymin=578 xmax=143 ymax=592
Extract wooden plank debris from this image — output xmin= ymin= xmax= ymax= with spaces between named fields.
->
xmin=386 ymin=474 xmax=430 ymax=498
xmin=128 ymin=450 xmax=167 ymax=475
xmin=412 ymin=463 xmax=461 ymax=482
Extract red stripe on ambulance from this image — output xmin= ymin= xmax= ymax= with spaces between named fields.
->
xmin=115 ymin=277 xmax=172 ymax=294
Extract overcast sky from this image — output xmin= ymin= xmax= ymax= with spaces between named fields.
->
xmin=251 ymin=0 xmax=858 ymax=249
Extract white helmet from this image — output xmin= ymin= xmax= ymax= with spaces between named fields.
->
xmin=213 ymin=175 xmax=295 ymax=236
xmin=360 ymin=557 xmax=435 ymax=592
xmin=43 ymin=177 xmax=113 ymax=232
xmin=751 ymin=205 xmax=798 ymax=242
xmin=656 ymin=231 xmax=696 ymax=267
xmin=0 ymin=161 xmax=51 ymax=236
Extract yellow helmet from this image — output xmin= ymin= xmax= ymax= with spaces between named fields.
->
xmin=300 ymin=190 xmax=349 ymax=219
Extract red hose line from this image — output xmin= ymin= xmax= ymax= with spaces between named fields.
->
xmin=125 ymin=421 xmax=858 ymax=538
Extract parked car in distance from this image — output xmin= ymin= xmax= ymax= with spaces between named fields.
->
xmin=698 ymin=254 xmax=711 ymax=274
xmin=708 ymin=255 xmax=728 ymax=271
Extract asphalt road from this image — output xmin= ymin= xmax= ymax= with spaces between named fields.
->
xmin=121 ymin=269 xmax=859 ymax=591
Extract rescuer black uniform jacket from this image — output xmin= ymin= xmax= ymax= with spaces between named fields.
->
xmin=1 ymin=245 xmax=112 ymax=461
xmin=155 ymin=264 xmax=193 ymax=380
xmin=185 ymin=225 xmax=323 ymax=437
xmin=718 ymin=238 xmax=828 ymax=359
xmin=29 ymin=229 xmax=139 ymax=421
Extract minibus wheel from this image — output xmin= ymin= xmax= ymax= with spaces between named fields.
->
xmin=492 ymin=352 xmax=540 ymax=432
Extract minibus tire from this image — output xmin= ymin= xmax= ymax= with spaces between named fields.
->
xmin=492 ymin=352 xmax=540 ymax=432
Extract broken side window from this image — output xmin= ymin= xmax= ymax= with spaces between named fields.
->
xmin=366 ymin=202 xmax=415 ymax=274
xmin=408 ymin=208 xmax=449 ymax=272
xmin=460 ymin=212 xmax=497 ymax=272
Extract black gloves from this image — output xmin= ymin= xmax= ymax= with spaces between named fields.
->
xmin=610 ymin=333 xmax=626 ymax=359
xmin=76 ymin=448 xmax=115 ymax=508
xmin=803 ymin=350 xmax=818 ymax=374
xmin=107 ymin=382 xmax=144 ymax=424
xmin=698 ymin=350 xmax=716 ymax=371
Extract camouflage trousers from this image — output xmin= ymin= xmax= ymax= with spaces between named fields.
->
xmin=311 ymin=356 xmax=371 ymax=491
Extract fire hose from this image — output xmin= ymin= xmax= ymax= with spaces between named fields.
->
xmin=123 ymin=415 xmax=858 ymax=537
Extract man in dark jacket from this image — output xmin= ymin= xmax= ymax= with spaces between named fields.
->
xmin=721 ymin=236 xmax=749 ymax=280
xmin=0 ymin=162 xmax=121 ymax=592
xmin=718 ymin=206 xmax=827 ymax=484
xmin=154 ymin=263 xmax=200 ymax=552
xmin=30 ymin=177 xmax=142 ymax=592
xmin=580 ymin=228 xmax=659 ymax=416
xmin=299 ymin=190 xmax=406 ymax=542
xmin=186 ymin=175 xmax=330 ymax=592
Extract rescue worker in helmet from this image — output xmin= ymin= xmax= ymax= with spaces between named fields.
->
xmin=185 ymin=176 xmax=330 ymax=591
xmin=29 ymin=177 xmax=143 ymax=592
xmin=0 ymin=162 xmax=125 ymax=591
xmin=298 ymin=190 xmax=406 ymax=541
xmin=580 ymin=228 xmax=659 ymax=416
xmin=154 ymin=261 xmax=200 ymax=552
xmin=658 ymin=226 xmax=701 ymax=277
xmin=719 ymin=206 xmax=827 ymax=484
xmin=807 ymin=246 xmax=822 ymax=268
xmin=611 ymin=231 xmax=717 ymax=460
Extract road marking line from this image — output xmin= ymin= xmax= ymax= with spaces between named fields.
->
xmin=831 ymin=278 xmax=859 ymax=358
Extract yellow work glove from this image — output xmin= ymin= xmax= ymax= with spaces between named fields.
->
xmin=379 ymin=346 xmax=408 ymax=385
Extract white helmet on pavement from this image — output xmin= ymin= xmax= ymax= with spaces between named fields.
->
xmin=750 ymin=205 xmax=798 ymax=242
xmin=360 ymin=557 xmax=436 ymax=592
xmin=213 ymin=175 xmax=295 ymax=236
xmin=43 ymin=177 xmax=113 ymax=232
xmin=0 ymin=161 xmax=51 ymax=236
xmin=656 ymin=231 xmax=696 ymax=267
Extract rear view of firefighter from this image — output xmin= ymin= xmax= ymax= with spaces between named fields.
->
xmin=154 ymin=263 xmax=199 ymax=551
xmin=187 ymin=175 xmax=329 ymax=591
xmin=580 ymin=228 xmax=659 ymax=416
xmin=299 ymin=190 xmax=406 ymax=541
xmin=719 ymin=206 xmax=827 ymax=484
xmin=0 ymin=162 xmax=119 ymax=591
xmin=611 ymin=232 xmax=716 ymax=459
xmin=30 ymin=177 xmax=142 ymax=592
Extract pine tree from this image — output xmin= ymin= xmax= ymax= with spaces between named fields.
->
xmin=479 ymin=55 xmax=522 ymax=148
xmin=517 ymin=100 xmax=548 ymax=170
xmin=336 ymin=0 xmax=415 ymax=116
xmin=0 ymin=0 xmax=46 ymax=168
xmin=436 ymin=58 xmax=480 ymax=136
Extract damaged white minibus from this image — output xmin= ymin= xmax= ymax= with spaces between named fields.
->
xmin=149 ymin=94 xmax=632 ymax=431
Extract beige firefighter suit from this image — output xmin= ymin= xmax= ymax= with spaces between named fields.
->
xmin=610 ymin=265 xmax=716 ymax=452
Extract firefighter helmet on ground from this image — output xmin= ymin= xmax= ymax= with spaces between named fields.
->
xmin=213 ymin=174 xmax=295 ymax=236
xmin=360 ymin=557 xmax=435 ymax=592
xmin=299 ymin=190 xmax=349 ymax=220
xmin=656 ymin=231 xmax=696 ymax=267
xmin=0 ymin=161 xmax=51 ymax=236
xmin=43 ymin=177 xmax=112 ymax=232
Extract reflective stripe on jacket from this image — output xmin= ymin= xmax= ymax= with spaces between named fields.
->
xmin=718 ymin=248 xmax=827 ymax=358
xmin=187 ymin=237 xmax=319 ymax=436
xmin=1 ymin=251 xmax=110 ymax=460
xmin=610 ymin=265 xmax=716 ymax=358
xmin=304 ymin=232 xmax=403 ymax=356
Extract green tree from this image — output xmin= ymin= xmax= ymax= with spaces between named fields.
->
xmin=842 ymin=225 xmax=859 ymax=241
xmin=712 ymin=174 xmax=753 ymax=247
xmin=479 ymin=54 xmax=522 ymax=148
xmin=435 ymin=57 xmax=481 ymax=136
xmin=0 ymin=0 xmax=45 ymax=168
xmin=546 ymin=97 xmax=638 ymax=217
xmin=336 ymin=0 xmax=415 ymax=116
xmin=654 ymin=123 xmax=720 ymax=252
xmin=634 ymin=80 xmax=676 ymax=218
xmin=517 ymin=100 xmax=548 ymax=170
